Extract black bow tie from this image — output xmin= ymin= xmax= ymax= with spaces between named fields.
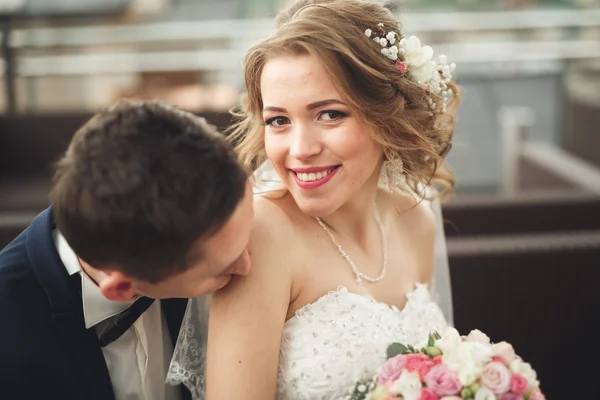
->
xmin=97 ymin=296 xmax=155 ymax=347
xmin=68 ymin=272 xmax=155 ymax=347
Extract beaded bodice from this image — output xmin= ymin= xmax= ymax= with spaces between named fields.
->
xmin=276 ymin=284 xmax=447 ymax=400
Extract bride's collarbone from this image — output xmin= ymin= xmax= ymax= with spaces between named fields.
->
xmin=286 ymin=278 xmax=418 ymax=322
xmin=288 ymin=256 xmax=421 ymax=320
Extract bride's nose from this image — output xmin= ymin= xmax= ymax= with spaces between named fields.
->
xmin=289 ymin=122 xmax=322 ymax=160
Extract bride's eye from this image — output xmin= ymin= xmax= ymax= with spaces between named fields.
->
xmin=264 ymin=116 xmax=290 ymax=128
xmin=319 ymin=110 xmax=347 ymax=122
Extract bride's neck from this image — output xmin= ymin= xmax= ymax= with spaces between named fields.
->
xmin=317 ymin=175 xmax=381 ymax=247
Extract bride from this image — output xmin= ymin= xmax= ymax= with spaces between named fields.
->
xmin=169 ymin=0 xmax=459 ymax=398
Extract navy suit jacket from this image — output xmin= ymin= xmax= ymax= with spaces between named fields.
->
xmin=0 ymin=207 xmax=191 ymax=400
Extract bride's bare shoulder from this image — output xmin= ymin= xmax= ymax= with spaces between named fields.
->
xmin=381 ymin=189 xmax=436 ymax=233
xmin=250 ymin=193 xmax=302 ymax=258
xmin=380 ymin=189 xmax=437 ymax=281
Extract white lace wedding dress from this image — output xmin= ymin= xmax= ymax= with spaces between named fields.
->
xmin=166 ymin=161 xmax=453 ymax=399
xmin=276 ymin=284 xmax=447 ymax=399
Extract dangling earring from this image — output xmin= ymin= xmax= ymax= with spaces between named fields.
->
xmin=381 ymin=154 xmax=404 ymax=192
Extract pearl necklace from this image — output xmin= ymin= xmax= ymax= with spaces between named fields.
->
xmin=314 ymin=206 xmax=387 ymax=285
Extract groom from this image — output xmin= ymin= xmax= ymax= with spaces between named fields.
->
xmin=0 ymin=100 xmax=253 ymax=400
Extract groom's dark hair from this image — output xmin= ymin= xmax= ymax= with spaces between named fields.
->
xmin=50 ymin=99 xmax=248 ymax=283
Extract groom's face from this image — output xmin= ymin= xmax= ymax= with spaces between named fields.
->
xmin=132 ymin=182 xmax=255 ymax=299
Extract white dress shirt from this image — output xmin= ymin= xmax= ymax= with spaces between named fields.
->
xmin=54 ymin=231 xmax=181 ymax=400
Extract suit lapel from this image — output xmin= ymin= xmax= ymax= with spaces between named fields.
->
xmin=162 ymin=298 xmax=192 ymax=400
xmin=27 ymin=207 xmax=115 ymax=400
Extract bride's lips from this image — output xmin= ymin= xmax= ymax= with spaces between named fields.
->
xmin=290 ymin=165 xmax=341 ymax=189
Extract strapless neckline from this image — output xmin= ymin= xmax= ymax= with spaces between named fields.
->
xmin=288 ymin=283 xmax=427 ymax=322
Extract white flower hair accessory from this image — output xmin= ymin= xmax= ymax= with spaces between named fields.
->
xmin=364 ymin=25 xmax=456 ymax=112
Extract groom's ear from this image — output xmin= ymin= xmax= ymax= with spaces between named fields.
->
xmin=99 ymin=271 xmax=137 ymax=302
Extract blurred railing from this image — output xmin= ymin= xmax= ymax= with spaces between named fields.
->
xmin=499 ymin=106 xmax=600 ymax=195
xmin=0 ymin=7 xmax=598 ymax=114
xmin=2 ymin=8 xmax=600 ymax=77
xmin=8 ymin=8 xmax=600 ymax=47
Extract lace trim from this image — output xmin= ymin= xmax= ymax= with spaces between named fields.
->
xmin=290 ymin=283 xmax=429 ymax=321
xmin=166 ymin=296 xmax=209 ymax=400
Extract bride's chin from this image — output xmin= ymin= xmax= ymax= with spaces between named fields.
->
xmin=296 ymin=203 xmax=336 ymax=219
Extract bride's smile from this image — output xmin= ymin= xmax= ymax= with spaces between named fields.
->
xmin=289 ymin=165 xmax=341 ymax=188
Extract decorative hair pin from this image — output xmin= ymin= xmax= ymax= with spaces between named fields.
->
xmin=365 ymin=23 xmax=456 ymax=112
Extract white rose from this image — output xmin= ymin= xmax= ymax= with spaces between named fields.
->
xmin=510 ymin=359 xmax=539 ymax=390
xmin=442 ymin=342 xmax=474 ymax=371
xmin=435 ymin=327 xmax=462 ymax=353
xmin=390 ymin=371 xmax=422 ymax=400
xmin=466 ymin=329 xmax=491 ymax=345
xmin=509 ymin=359 xmax=522 ymax=372
xmin=379 ymin=38 xmax=388 ymax=47
xmin=408 ymin=60 xmax=435 ymax=84
xmin=402 ymin=36 xmax=434 ymax=69
xmin=465 ymin=342 xmax=494 ymax=364
xmin=474 ymin=387 xmax=496 ymax=400
xmin=364 ymin=29 xmax=372 ymax=37
xmin=458 ymin=360 xmax=483 ymax=386
xmin=386 ymin=31 xmax=396 ymax=42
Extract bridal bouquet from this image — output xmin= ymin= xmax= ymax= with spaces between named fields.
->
xmin=345 ymin=328 xmax=545 ymax=400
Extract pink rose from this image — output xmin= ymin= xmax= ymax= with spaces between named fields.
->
xmin=405 ymin=354 xmax=430 ymax=372
xmin=493 ymin=342 xmax=516 ymax=364
xmin=509 ymin=373 xmax=528 ymax=395
xmin=491 ymin=356 xmax=505 ymax=364
xmin=424 ymin=365 xmax=462 ymax=397
xmin=419 ymin=388 xmax=440 ymax=400
xmin=440 ymin=398 xmax=462 ymax=400
xmin=378 ymin=355 xmax=407 ymax=385
xmin=432 ymin=356 xmax=443 ymax=365
xmin=396 ymin=61 xmax=408 ymax=75
xmin=528 ymin=388 xmax=546 ymax=400
xmin=418 ymin=360 xmax=436 ymax=380
xmin=500 ymin=394 xmax=523 ymax=400
xmin=481 ymin=362 xmax=511 ymax=396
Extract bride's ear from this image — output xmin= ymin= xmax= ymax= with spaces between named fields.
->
xmin=99 ymin=271 xmax=137 ymax=302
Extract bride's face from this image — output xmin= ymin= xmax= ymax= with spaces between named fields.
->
xmin=261 ymin=53 xmax=383 ymax=217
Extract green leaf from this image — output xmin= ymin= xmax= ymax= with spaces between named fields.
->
xmin=433 ymin=331 xmax=442 ymax=340
xmin=387 ymin=343 xmax=409 ymax=358
xmin=407 ymin=344 xmax=416 ymax=353
xmin=427 ymin=333 xmax=435 ymax=348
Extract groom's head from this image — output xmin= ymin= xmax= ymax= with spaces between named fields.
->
xmin=50 ymin=99 xmax=253 ymax=300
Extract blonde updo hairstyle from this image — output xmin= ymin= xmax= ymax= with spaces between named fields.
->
xmin=229 ymin=0 xmax=459 ymax=199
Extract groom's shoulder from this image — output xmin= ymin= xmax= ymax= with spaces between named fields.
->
xmin=0 ymin=229 xmax=38 ymax=306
